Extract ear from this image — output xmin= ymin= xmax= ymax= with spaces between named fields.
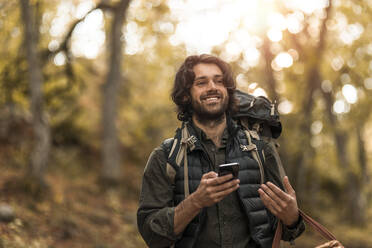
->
xmin=183 ymin=95 xmax=190 ymax=103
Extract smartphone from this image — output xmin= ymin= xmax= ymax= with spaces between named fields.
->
xmin=218 ymin=162 xmax=239 ymax=179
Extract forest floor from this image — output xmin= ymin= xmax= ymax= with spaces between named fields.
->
xmin=0 ymin=147 xmax=371 ymax=248
xmin=0 ymin=147 xmax=146 ymax=248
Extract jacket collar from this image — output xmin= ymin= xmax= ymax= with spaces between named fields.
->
xmin=182 ymin=117 xmax=238 ymax=152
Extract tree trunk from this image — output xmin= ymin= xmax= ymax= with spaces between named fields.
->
xmin=262 ymin=37 xmax=279 ymax=102
xmin=101 ymin=0 xmax=130 ymax=184
xmin=294 ymin=66 xmax=319 ymax=204
xmin=293 ymin=2 xmax=332 ymax=203
xmin=357 ymin=123 xmax=372 ymax=202
xmin=356 ymin=124 xmax=368 ymax=188
xmin=19 ymin=0 xmax=51 ymax=184
xmin=357 ymin=123 xmax=372 ymax=214
xmin=354 ymin=122 xmax=367 ymax=224
xmin=321 ymin=88 xmax=366 ymax=224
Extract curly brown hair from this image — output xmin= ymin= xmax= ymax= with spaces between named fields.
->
xmin=171 ymin=54 xmax=238 ymax=121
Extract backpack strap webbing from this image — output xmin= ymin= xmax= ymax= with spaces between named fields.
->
xmin=261 ymin=137 xmax=287 ymax=181
xmin=242 ymin=130 xmax=265 ymax=184
xmin=167 ymin=123 xmax=197 ymax=198
xmin=181 ymin=126 xmax=190 ymax=198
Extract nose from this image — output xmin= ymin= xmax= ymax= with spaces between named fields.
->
xmin=207 ymin=79 xmax=217 ymax=90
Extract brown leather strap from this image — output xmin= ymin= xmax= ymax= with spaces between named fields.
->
xmin=272 ymin=220 xmax=282 ymax=248
xmin=272 ymin=209 xmax=337 ymax=248
xmin=298 ymin=209 xmax=337 ymax=240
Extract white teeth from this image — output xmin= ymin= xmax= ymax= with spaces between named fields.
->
xmin=204 ymin=97 xmax=219 ymax=102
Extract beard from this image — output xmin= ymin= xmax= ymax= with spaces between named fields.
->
xmin=191 ymin=90 xmax=229 ymax=123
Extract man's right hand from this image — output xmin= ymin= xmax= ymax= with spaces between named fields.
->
xmin=190 ymin=171 xmax=240 ymax=209
xmin=174 ymin=171 xmax=239 ymax=235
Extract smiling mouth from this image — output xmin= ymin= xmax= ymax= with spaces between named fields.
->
xmin=201 ymin=96 xmax=221 ymax=103
xmin=201 ymin=94 xmax=221 ymax=100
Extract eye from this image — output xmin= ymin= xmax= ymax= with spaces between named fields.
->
xmin=214 ymin=78 xmax=223 ymax=84
xmin=195 ymin=80 xmax=207 ymax=86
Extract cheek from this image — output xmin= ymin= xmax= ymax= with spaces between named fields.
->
xmin=218 ymin=87 xmax=228 ymax=97
xmin=190 ymin=88 xmax=200 ymax=101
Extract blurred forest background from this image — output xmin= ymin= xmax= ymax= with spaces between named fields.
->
xmin=0 ymin=0 xmax=371 ymax=247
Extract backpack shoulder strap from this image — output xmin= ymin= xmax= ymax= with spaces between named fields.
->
xmin=261 ymin=136 xmax=287 ymax=181
xmin=160 ymin=138 xmax=177 ymax=185
xmin=162 ymin=123 xmax=196 ymax=197
xmin=242 ymin=129 xmax=265 ymax=184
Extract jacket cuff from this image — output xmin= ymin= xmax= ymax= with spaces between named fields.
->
xmin=281 ymin=215 xmax=305 ymax=242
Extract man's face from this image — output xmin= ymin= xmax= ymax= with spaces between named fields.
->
xmin=190 ymin=63 xmax=229 ymax=121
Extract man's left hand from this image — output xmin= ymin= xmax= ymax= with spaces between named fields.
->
xmin=258 ymin=176 xmax=299 ymax=226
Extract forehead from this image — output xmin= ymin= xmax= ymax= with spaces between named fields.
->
xmin=193 ymin=63 xmax=223 ymax=78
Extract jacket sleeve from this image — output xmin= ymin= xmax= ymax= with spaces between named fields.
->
xmin=137 ymin=145 xmax=181 ymax=247
xmin=262 ymin=142 xmax=305 ymax=242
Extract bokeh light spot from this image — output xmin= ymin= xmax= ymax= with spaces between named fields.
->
xmin=342 ymin=84 xmax=358 ymax=104
xmin=278 ymin=99 xmax=293 ymax=114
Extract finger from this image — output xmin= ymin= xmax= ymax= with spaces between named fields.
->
xmin=283 ymin=176 xmax=295 ymax=196
xmin=332 ymin=241 xmax=344 ymax=248
xmin=266 ymin=182 xmax=292 ymax=202
xmin=211 ymin=173 xmax=233 ymax=185
xmin=202 ymin=171 xmax=218 ymax=179
xmin=330 ymin=240 xmax=338 ymax=246
xmin=316 ymin=241 xmax=335 ymax=248
xmin=213 ymin=183 xmax=239 ymax=200
xmin=261 ymin=184 xmax=287 ymax=209
xmin=315 ymin=241 xmax=340 ymax=248
xmin=258 ymin=188 xmax=279 ymax=215
xmin=258 ymin=189 xmax=279 ymax=216
xmin=315 ymin=243 xmax=328 ymax=248
xmin=213 ymin=179 xmax=240 ymax=193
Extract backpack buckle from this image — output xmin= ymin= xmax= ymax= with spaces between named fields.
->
xmin=181 ymin=135 xmax=197 ymax=151
xmin=240 ymin=144 xmax=257 ymax=152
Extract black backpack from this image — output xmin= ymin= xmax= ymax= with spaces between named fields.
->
xmin=233 ymin=89 xmax=286 ymax=180
xmin=234 ymin=89 xmax=282 ymax=139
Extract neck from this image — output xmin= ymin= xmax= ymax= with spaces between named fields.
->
xmin=192 ymin=114 xmax=227 ymax=147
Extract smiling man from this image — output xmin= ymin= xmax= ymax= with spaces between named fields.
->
xmin=137 ymin=54 xmax=304 ymax=248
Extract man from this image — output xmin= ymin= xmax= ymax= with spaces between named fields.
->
xmin=137 ymin=54 xmax=304 ymax=248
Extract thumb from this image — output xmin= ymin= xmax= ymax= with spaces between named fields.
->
xmin=283 ymin=176 xmax=295 ymax=196
xmin=202 ymin=171 xmax=218 ymax=179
